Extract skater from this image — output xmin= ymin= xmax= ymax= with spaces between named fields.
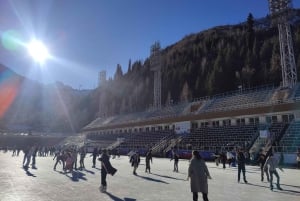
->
xmin=72 ymin=148 xmax=78 ymax=170
xmin=22 ymin=146 xmax=30 ymax=168
xmin=237 ymin=148 xmax=248 ymax=183
xmin=31 ymin=146 xmax=38 ymax=169
xmin=65 ymin=152 xmax=74 ymax=173
xmin=98 ymin=149 xmax=117 ymax=193
xmin=171 ymin=152 xmax=179 ymax=172
xmin=264 ymin=152 xmax=283 ymax=191
xmin=227 ymin=150 xmax=234 ymax=167
xmin=257 ymin=151 xmax=269 ymax=182
xmin=188 ymin=150 xmax=211 ymax=201
xmin=23 ymin=146 xmax=35 ymax=170
xmin=130 ymin=151 xmax=140 ymax=175
xmin=297 ymin=148 xmax=300 ymax=169
xmin=214 ymin=150 xmax=220 ymax=166
xmin=79 ymin=147 xmax=86 ymax=170
xmin=220 ymin=151 xmax=227 ymax=169
xmin=53 ymin=151 xmax=65 ymax=171
xmin=92 ymin=147 xmax=98 ymax=168
xmin=145 ymin=149 xmax=153 ymax=173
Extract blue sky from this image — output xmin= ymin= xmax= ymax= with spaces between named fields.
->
xmin=1 ymin=0 xmax=300 ymax=89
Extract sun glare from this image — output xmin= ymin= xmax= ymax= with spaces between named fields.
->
xmin=27 ymin=40 xmax=50 ymax=64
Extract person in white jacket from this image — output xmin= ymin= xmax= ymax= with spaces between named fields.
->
xmin=263 ymin=152 xmax=283 ymax=191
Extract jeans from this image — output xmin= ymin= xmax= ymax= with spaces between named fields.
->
xmin=101 ymin=169 xmax=107 ymax=187
xmin=269 ymin=170 xmax=280 ymax=188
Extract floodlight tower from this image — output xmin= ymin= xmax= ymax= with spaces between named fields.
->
xmin=268 ymin=0 xmax=297 ymax=88
xmin=98 ymin=70 xmax=106 ymax=87
xmin=98 ymin=70 xmax=107 ymax=118
xmin=150 ymin=42 xmax=162 ymax=109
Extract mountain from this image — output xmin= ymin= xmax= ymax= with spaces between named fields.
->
xmin=0 ymin=64 xmax=97 ymax=134
xmin=1 ymin=9 xmax=300 ymax=134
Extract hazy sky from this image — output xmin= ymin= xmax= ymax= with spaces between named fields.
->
xmin=1 ymin=0 xmax=300 ymax=89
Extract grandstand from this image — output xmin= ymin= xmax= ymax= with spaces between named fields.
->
xmin=0 ymin=133 xmax=65 ymax=149
xmin=278 ymin=121 xmax=300 ymax=152
xmin=81 ymin=84 xmax=300 ymax=164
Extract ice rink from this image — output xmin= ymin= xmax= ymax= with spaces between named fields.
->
xmin=0 ymin=151 xmax=300 ymax=201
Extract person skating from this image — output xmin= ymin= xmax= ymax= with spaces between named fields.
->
xmin=79 ymin=147 xmax=86 ymax=170
xmin=264 ymin=152 xmax=283 ymax=191
xmin=296 ymin=148 xmax=300 ymax=169
xmin=53 ymin=151 xmax=65 ymax=171
xmin=98 ymin=149 xmax=117 ymax=193
xmin=188 ymin=150 xmax=212 ymax=201
xmin=145 ymin=149 xmax=153 ymax=173
xmin=220 ymin=151 xmax=227 ymax=169
xmin=130 ymin=151 xmax=140 ymax=175
xmin=92 ymin=147 xmax=98 ymax=168
xmin=31 ymin=146 xmax=38 ymax=169
xmin=237 ymin=148 xmax=248 ymax=183
xmin=257 ymin=151 xmax=269 ymax=182
xmin=171 ymin=152 xmax=179 ymax=172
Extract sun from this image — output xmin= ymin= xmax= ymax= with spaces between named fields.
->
xmin=26 ymin=39 xmax=50 ymax=64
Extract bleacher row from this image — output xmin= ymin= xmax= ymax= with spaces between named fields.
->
xmin=85 ymin=83 xmax=300 ymax=130
xmin=85 ymin=121 xmax=300 ymax=157
xmin=179 ymin=125 xmax=257 ymax=151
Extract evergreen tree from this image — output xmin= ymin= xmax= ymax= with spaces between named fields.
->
xmin=114 ymin=64 xmax=123 ymax=80
xmin=246 ymin=13 xmax=255 ymax=50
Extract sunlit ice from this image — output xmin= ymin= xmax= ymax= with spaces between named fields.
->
xmin=26 ymin=39 xmax=50 ymax=64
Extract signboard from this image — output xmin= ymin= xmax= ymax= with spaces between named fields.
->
xmin=175 ymin=121 xmax=190 ymax=134
xmin=259 ymin=130 xmax=269 ymax=138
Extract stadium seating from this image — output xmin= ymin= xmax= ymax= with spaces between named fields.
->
xmin=81 ymin=83 xmax=300 ymax=159
xmin=179 ymin=124 xmax=258 ymax=151
xmin=117 ymin=130 xmax=176 ymax=153
xmin=278 ymin=121 xmax=300 ymax=153
xmin=200 ymin=85 xmax=276 ymax=113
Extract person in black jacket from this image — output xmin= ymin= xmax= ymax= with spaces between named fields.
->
xmin=92 ymin=147 xmax=98 ymax=168
xmin=257 ymin=151 xmax=269 ymax=182
xmin=237 ymin=148 xmax=248 ymax=183
xmin=130 ymin=151 xmax=140 ymax=175
xmin=145 ymin=149 xmax=153 ymax=173
xmin=220 ymin=151 xmax=227 ymax=169
xmin=31 ymin=146 xmax=38 ymax=169
xmin=98 ymin=149 xmax=117 ymax=193
xmin=171 ymin=151 xmax=179 ymax=172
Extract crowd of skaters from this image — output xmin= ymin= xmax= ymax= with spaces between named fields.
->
xmin=1 ymin=145 xmax=299 ymax=201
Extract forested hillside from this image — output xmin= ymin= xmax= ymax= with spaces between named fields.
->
xmin=98 ymin=10 xmax=300 ymax=116
xmin=1 ymin=10 xmax=300 ymax=133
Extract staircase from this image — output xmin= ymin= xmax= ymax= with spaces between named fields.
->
xmin=151 ymin=135 xmax=174 ymax=156
xmin=262 ymin=123 xmax=289 ymax=155
xmin=164 ymin=136 xmax=183 ymax=153
xmin=107 ymin=138 xmax=125 ymax=150
xmin=249 ymin=135 xmax=266 ymax=156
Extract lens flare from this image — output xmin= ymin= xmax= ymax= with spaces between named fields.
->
xmin=0 ymin=68 xmax=22 ymax=119
xmin=1 ymin=30 xmax=23 ymax=51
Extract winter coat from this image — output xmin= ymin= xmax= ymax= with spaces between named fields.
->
xmin=264 ymin=155 xmax=279 ymax=171
xmin=188 ymin=158 xmax=210 ymax=193
xmin=237 ymin=151 xmax=246 ymax=165
xmin=130 ymin=153 xmax=140 ymax=167
xmin=99 ymin=153 xmax=117 ymax=175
